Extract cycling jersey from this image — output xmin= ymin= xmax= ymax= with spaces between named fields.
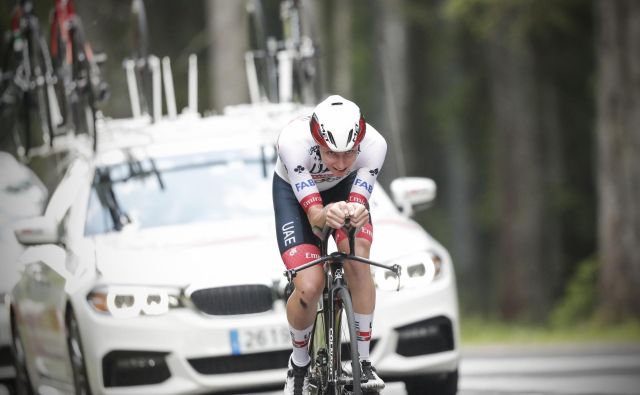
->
xmin=275 ymin=115 xmax=387 ymax=212
xmin=273 ymin=115 xmax=387 ymax=268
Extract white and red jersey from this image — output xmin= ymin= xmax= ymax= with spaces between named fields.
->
xmin=275 ymin=115 xmax=387 ymax=213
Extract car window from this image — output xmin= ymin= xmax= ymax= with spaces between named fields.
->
xmin=85 ymin=149 xmax=276 ymax=235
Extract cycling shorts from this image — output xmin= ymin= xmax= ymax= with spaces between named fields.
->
xmin=273 ymin=172 xmax=373 ymax=269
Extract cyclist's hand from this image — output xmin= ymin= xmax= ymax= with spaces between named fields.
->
xmin=324 ymin=201 xmax=350 ymax=229
xmin=346 ymin=202 xmax=369 ymax=228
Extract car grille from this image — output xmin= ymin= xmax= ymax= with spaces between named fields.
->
xmin=394 ymin=315 xmax=455 ymax=356
xmin=190 ymin=284 xmax=274 ymax=315
xmin=102 ymin=350 xmax=171 ymax=387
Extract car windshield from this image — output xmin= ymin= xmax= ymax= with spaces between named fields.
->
xmin=85 ymin=147 xmax=275 ymax=235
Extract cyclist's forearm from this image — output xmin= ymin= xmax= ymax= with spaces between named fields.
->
xmin=307 ymin=205 xmax=326 ymax=232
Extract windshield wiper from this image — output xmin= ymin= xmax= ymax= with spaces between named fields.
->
xmin=95 ymin=169 xmax=131 ymax=231
xmin=124 ymin=153 xmax=165 ymax=190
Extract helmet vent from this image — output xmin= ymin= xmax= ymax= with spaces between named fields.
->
xmin=347 ymin=129 xmax=353 ymax=143
xmin=327 ymin=131 xmax=336 ymax=146
xmin=331 ymin=102 xmax=343 ymax=106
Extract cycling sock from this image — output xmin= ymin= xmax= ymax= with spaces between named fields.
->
xmin=354 ymin=312 xmax=373 ymax=361
xmin=289 ymin=323 xmax=313 ymax=367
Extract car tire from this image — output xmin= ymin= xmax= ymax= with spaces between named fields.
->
xmin=66 ymin=309 xmax=93 ymax=395
xmin=10 ymin=315 xmax=34 ymax=395
xmin=404 ymin=369 xmax=458 ymax=395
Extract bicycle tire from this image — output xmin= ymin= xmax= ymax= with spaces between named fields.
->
xmin=281 ymin=0 xmax=320 ymax=104
xmin=247 ymin=0 xmax=268 ymax=53
xmin=31 ymin=29 xmax=55 ymax=148
xmin=50 ymin=22 xmax=71 ymax=131
xmin=69 ymin=19 xmax=97 ymax=152
xmin=11 ymin=28 xmax=42 ymax=159
xmin=131 ymin=0 xmax=152 ymax=115
xmin=335 ymin=287 xmax=361 ymax=394
xmin=1 ymin=34 xmax=29 ymax=159
xmin=247 ymin=0 xmax=278 ymax=102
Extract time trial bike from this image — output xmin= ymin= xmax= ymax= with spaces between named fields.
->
xmin=285 ymin=222 xmax=401 ymax=394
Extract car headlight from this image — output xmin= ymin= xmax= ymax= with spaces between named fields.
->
xmin=87 ymin=286 xmax=183 ymax=318
xmin=373 ymin=250 xmax=444 ymax=291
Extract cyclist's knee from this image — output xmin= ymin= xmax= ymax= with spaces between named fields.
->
xmin=293 ymin=269 xmax=324 ymax=308
xmin=355 ymin=237 xmax=371 ymax=255
xmin=338 ymin=236 xmax=371 ymax=256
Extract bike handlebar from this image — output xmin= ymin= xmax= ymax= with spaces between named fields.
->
xmin=284 ymin=219 xmax=402 ymax=290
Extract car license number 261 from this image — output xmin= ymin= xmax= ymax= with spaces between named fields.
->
xmin=230 ymin=325 xmax=290 ymax=355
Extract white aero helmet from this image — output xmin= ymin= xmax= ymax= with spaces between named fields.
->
xmin=310 ymin=95 xmax=366 ymax=152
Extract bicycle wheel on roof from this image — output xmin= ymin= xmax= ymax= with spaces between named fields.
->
xmin=7 ymin=18 xmax=55 ymax=159
xmin=69 ymin=17 xmax=97 ymax=152
xmin=130 ymin=0 xmax=152 ymax=116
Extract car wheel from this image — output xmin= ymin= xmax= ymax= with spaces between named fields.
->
xmin=404 ymin=369 xmax=458 ymax=395
xmin=11 ymin=316 xmax=34 ymax=395
xmin=66 ymin=310 xmax=93 ymax=395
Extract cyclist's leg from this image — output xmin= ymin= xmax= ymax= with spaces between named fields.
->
xmin=339 ymin=234 xmax=384 ymax=391
xmin=326 ymin=172 xmax=384 ymax=390
xmin=338 ymin=235 xmax=374 ymax=310
xmin=273 ymin=173 xmax=324 ymax=364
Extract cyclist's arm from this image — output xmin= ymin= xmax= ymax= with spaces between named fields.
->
xmin=277 ymin=121 xmax=333 ymax=230
xmin=346 ymin=126 xmax=387 ymax=225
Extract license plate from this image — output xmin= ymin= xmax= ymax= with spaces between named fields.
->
xmin=230 ymin=325 xmax=290 ymax=355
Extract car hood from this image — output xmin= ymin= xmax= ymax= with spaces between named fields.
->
xmin=369 ymin=212 xmax=442 ymax=261
xmin=93 ymin=217 xmax=283 ymax=288
xmin=92 ymin=212 xmax=440 ymax=288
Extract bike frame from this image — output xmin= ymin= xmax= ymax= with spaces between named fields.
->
xmin=285 ymin=225 xmax=401 ymax=394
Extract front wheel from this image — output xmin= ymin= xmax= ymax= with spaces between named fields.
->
xmin=66 ymin=309 xmax=93 ymax=395
xmin=335 ymin=287 xmax=360 ymax=395
xmin=11 ymin=314 xmax=35 ymax=395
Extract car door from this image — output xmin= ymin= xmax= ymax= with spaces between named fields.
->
xmin=14 ymin=159 xmax=90 ymax=389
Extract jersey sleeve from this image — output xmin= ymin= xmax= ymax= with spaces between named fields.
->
xmin=348 ymin=126 xmax=387 ymax=206
xmin=277 ymin=123 xmax=324 ymax=213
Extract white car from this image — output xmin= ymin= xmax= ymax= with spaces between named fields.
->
xmin=0 ymin=152 xmax=48 ymax=385
xmin=10 ymin=105 xmax=460 ymax=395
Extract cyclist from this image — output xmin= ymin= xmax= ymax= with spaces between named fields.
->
xmin=273 ymin=94 xmax=387 ymax=394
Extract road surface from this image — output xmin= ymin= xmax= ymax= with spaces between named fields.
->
xmin=252 ymin=342 xmax=640 ymax=395
xmin=1 ymin=342 xmax=638 ymax=394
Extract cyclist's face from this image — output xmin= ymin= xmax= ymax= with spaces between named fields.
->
xmin=319 ymin=146 xmax=359 ymax=176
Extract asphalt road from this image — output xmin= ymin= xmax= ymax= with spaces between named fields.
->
xmin=2 ymin=342 xmax=639 ymax=395
xmin=253 ymin=342 xmax=640 ymax=395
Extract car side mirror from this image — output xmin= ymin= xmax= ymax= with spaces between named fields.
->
xmin=13 ymin=216 xmax=60 ymax=246
xmin=390 ymin=177 xmax=437 ymax=217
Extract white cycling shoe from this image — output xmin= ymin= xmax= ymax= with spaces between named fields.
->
xmin=284 ymin=357 xmax=310 ymax=395
xmin=361 ymin=360 xmax=385 ymax=393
